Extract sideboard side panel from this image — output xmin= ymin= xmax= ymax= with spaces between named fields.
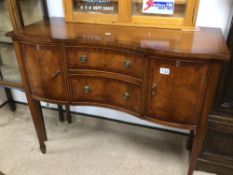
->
xmin=188 ymin=61 xmax=223 ymax=175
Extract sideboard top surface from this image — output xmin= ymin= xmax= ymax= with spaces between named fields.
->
xmin=12 ymin=18 xmax=230 ymax=61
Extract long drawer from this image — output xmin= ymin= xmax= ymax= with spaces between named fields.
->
xmin=66 ymin=47 xmax=145 ymax=79
xmin=70 ymin=75 xmax=143 ymax=114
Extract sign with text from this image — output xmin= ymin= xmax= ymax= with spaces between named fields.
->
xmin=142 ymin=0 xmax=175 ymax=15
xmin=75 ymin=0 xmax=117 ymax=14
xmin=160 ymin=67 xmax=170 ymax=75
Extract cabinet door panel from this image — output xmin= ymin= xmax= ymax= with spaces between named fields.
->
xmin=147 ymin=58 xmax=209 ymax=126
xmin=20 ymin=43 xmax=68 ymax=102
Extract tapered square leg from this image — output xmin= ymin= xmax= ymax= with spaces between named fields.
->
xmin=4 ymin=88 xmax=16 ymax=112
xmin=188 ymin=130 xmax=205 ymax=175
xmin=40 ymin=144 xmax=46 ymax=154
xmin=58 ymin=105 xmax=64 ymax=122
xmin=186 ymin=130 xmax=194 ymax=151
xmin=65 ymin=105 xmax=72 ymax=124
xmin=37 ymin=101 xmax=47 ymax=141
xmin=27 ymin=99 xmax=47 ymax=153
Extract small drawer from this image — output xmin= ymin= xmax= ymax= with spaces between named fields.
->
xmin=66 ymin=47 xmax=145 ymax=79
xmin=70 ymin=75 xmax=142 ymax=114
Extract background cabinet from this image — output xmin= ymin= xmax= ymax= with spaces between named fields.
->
xmin=63 ymin=0 xmax=200 ymax=29
xmin=0 ymin=0 xmax=23 ymax=111
xmin=0 ymin=0 xmax=48 ymax=88
xmin=0 ymin=0 xmax=22 ymax=88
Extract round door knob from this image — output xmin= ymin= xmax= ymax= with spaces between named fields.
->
xmin=83 ymin=85 xmax=91 ymax=94
xmin=80 ymin=55 xmax=88 ymax=64
xmin=123 ymin=92 xmax=130 ymax=101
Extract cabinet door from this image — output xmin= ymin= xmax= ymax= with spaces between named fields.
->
xmin=147 ymin=58 xmax=209 ymax=126
xmin=20 ymin=43 xmax=68 ymax=102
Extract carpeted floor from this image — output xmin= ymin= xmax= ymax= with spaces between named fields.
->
xmin=0 ymin=104 xmax=215 ymax=175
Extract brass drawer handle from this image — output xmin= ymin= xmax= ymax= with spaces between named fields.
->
xmin=36 ymin=45 xmax=40 ymax=51
xmin=83 ymin=85 xmax=91 ymax=94
xmin=51 ymin=70 xmax=61 ymax=79
xmin=80 ymin=55 xmax=88 ymax=64
xmin=123 ymin=92 xmax=130 ymax=101
xmin=123 ymin=60 xmax=131 ymax=69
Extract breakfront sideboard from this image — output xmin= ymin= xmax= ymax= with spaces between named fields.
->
xmin=11 ymin=18 xmax=229 ymax=175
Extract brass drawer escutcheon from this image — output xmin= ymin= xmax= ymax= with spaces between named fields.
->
xmin=80 ymin=55 xmax=88 ymax=64
xmin=83 ymin=85 xmax=91 ymax=94
xmin=123 ymin=60 xmax=131 ymax=69
xmin=36 ymin=45 xmax=40 ymax=51
xmin=123 ymin=92 xmax=130 ymax=101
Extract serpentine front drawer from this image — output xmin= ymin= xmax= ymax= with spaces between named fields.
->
xmin=69 ymin=74 xmax=143 ymax=115
xmin=66 ymin=47 xmax=146 ymax=80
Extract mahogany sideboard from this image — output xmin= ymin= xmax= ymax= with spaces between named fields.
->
xmin=11 ymin=18 xmax=229 ymax=175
